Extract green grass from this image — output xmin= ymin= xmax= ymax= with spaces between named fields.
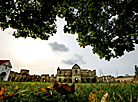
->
xmin=0 ymin=81 xmax=138 ymax=102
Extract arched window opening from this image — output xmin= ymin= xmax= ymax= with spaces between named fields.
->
xmin=0 ymin=72 xmax=6 ymax=75
xmin=64 ymin=79 xmax=66 ymax=82
xmin=75 ymin=77 xmax=78 ymax=83
xmin=81 ymin=78 xmax=84 ymax=83
xmin=75 ymin=70 xmax=77 ymax=74
xmin=65 ymin=72 xmax=67 ymax=75
xmin=69 ymin=79 xmax=72 ymax=83
xmin=59 ymin=78 xmax=61 ymax=82
xmin=92 ymin=78 xmax=96 ymax=83
xmin=86 ymin=78 xmax=89 ymax=82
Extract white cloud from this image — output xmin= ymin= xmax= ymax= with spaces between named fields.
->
xmin=62 ymin=54 xmax=86 ymax=65
xmin=48 ymin=42 xmax=69 ymax=52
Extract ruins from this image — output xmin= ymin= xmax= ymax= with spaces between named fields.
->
xmin=1 ymin=60 xmax=138 ymax=83
xmin=1 ymin=58 xmax=138 ymax=84
xmin=98 ymin=75 xmax=115 ymax=82
xmin=56 ymin=64 xmax=97 ymax=83
xmin=9 ymin=69 xmax=41 ymax=82
xmin=7 ymin=64 xmax=97 ymax=83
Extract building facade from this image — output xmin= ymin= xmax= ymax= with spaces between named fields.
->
xmin=56 ymin=64 xmax=97 ymax=83
xmin=0 ymin=60 xmax=12 ymax=81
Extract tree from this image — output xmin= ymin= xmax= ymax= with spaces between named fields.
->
xmin=125 ymin=74 xmax=129 ymax=77
xmin=135 ymin=65 xmax=138 ymax=76
xmin=0 ymin=0 xmax=138 ymax=61
xmin=0 ymin=0 xmax=59 ymax=39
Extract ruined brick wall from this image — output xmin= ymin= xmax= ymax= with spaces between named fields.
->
xmin=57 ymin=68 xmax=72 ymax=82
xmin=9 ymin=64 xmax=97 ymax=83
xmin=8 ymin=71 xmax=15 ymax=81
xmin=41 ymin=74 xmax=50 ymax=82
xmin=9 ymin=69 xmax=35 ymax=82
xmin=50 ymin=74 xmax=54 ymax=82
xmin=20 ymin=69 xmax=29 ymax=75
xmin=56 ymin=64 xmax=97 ymax=83
xmin=81 ymin=69 xmax=96 ymax=83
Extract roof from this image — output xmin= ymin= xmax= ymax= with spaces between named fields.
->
xmin=0 ymin=60 xmax=12 ymax=68
xmin=0 ymin=60 xmax=9 ymax=65
xmin=72 ymin=64 xmax=80 ymax=69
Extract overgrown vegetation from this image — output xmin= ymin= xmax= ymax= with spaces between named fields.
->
xmin=0 ymin=82 xmax=138 ymax=102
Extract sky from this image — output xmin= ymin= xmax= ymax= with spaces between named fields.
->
xmin=0 ymin=17 xmax=138 ymax=77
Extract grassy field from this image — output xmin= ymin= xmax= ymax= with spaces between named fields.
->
xmin=0 ymin=81 xmax=138 ymax=102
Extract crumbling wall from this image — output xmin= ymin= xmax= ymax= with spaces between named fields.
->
xmin=56 ymin=64 xmax=97 ymax=83
xmin=41 ymin=74 xmax=49 ymax=82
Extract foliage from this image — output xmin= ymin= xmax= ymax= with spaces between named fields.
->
xmin=0 ymin=0 xmax=59 ymax=40
xmin=60 ymin=0 xmax=138 ymax=61
xmin=125 ymin=74 xmax=130 ymax=77
xmin=135 ymin=65 xmax=138 ymax=76
xmin=0 ymin=0 xmax=138 ymax=60
xmin=0 ymin=82 xmax=138 ymax=102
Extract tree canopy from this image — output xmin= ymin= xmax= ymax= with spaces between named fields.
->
xmin=0 ymin=0 xmax=138 ymax=61
xmin=135 ymin=65 xmax=138 ymax=76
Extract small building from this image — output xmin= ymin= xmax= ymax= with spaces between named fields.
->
xmin=0 ymin=60 xmax=12 ymax=81
xmin=115 ymin=76 xmax=135 ymax=83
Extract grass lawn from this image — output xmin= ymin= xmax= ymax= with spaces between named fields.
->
xmin=0 ymin=81 xmax=138 ymax=102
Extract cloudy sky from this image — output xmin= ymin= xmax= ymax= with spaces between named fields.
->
xmin=0 ymin=17 xmax=138 ymax=77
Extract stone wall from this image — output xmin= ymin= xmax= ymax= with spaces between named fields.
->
xmin=8 ymin=64 xmax=97 ymax=83
xmin=56 ymin=64 xmax=97 ymax=83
